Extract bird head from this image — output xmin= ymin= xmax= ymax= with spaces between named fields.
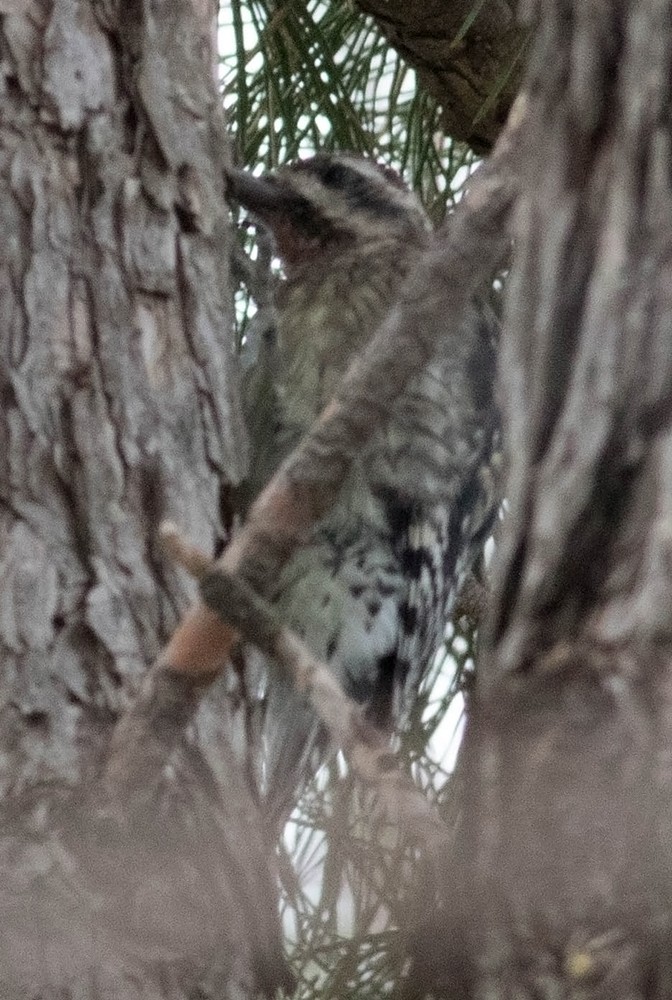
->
xmin=225 ymin=153 xmax=429 ymax=275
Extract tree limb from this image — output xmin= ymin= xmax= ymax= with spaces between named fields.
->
xmin=104 ymin=93 xmax=527 ymax=805
xmin=355 ymin=0 xmax=527 ymax=151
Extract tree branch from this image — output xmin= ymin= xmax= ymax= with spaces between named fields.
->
xmin=103 ymin=93 xmax=527 ymax=806
xmin=168 ymin=524 xmax=446 ymax=842
xmin=355 ymin=0 xmax=527 ymax=151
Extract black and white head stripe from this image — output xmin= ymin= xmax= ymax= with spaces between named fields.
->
xmin=277 ymin=154 xmax=429 ymax=241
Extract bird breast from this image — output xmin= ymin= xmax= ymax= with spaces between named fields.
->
xmin=275 ymin=237 xmax=427 ymax=433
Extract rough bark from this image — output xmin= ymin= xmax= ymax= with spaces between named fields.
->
xmin=415 ymin=1 xmax=672 ymax=996
xmin=355 ymin=0 xmax=527 ymax=151
xmin=0 ymin=0 xmax=289 ymax=996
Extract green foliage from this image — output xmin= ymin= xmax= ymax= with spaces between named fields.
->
xmin=219 ymin=0 xmax=479 ymax=225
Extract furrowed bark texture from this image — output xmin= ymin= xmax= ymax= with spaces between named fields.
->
xmin=418 ymin=1 xmax=672 ymax=997
xmin=0 ymin=0 xmax=289 ymax=996
xmin=355 ymin=0 xmax=526 ymax=151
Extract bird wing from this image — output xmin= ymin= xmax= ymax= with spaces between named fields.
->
xmin=234 ymin=297 xmax=500 ymax=826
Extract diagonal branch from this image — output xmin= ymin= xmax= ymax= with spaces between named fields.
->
xmin=103 ymin=94 xmax=528 ymax=804
xmin=163 ymin=524 xmax=445 ymax=843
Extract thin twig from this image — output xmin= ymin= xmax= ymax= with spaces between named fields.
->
xmin=167 ymin=524 xmax=446 ymax=844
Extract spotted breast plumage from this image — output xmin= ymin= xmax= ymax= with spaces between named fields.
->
xmin=227 ymin=153 xmax=500 ymax=824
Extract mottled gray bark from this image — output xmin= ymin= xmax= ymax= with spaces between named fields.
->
xmin=415 ymin=1 xmax=672 ymax=996
xmin=0 ymin=0 xmax=289 ymax=996
xmin=356 ymin=0 xmax=527 ymax=151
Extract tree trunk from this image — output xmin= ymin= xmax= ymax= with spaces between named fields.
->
xmin=415 ymin=0 xmax=672 ymax=996
xmin=0 ymin=0 xmax=289 ymax=995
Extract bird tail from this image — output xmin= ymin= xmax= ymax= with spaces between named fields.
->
xmin=261 ymin=674 xmax=331 ymax=829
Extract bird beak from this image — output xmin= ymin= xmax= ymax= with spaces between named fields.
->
xmin=224 ymin=166 xmax=327 ymax=271
xmin=224 ymin=167 xmax=299 ymax=219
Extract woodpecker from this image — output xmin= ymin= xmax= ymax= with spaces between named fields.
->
xmin=227 ymin=154 xmax=500 ymax=824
